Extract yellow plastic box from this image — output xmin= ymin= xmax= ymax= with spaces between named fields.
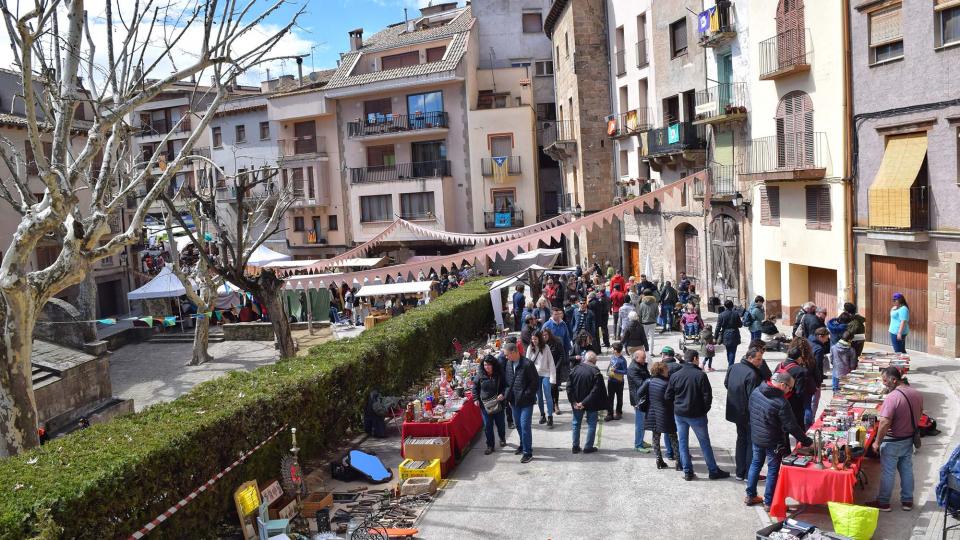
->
xmin=398 ymin=458 xmax=442 ymax=483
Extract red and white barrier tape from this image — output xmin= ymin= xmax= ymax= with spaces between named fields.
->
xmin=128 ymin=424 xmax=287 ymax=539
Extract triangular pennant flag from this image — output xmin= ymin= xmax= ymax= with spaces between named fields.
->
xmin=97 ymin=318 xmax=117 ymax=325
xmin=138 ymin=317 xmax=154 ymax=327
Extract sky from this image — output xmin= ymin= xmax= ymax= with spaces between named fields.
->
xmin=0 ymin=0 xmax=442 ymax=89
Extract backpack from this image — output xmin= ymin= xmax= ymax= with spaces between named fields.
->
xmin=742 ymin=309 xmax=753 ymax=327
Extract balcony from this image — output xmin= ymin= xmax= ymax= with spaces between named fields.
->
xmin=399 ymin=211 xmax=437 ymax=221
xmin=480 ymin=156 xmax=522 ymax=177
xmin=866 ymin=186 xmax=929 ymax=242
xmin=542 ymin=119 xmax=577 ymax=162
xmin=349 ymin=159 xmax=451 ymax=184
xmin=302 ymin=230 xmax=328 ymax=245
xmin=739 ymin=132 xmax=829 ymax=181
xmin=694 ymin=162 xmax=738 ymax=200
xmin=277 ymin=136 xmax=328 ymax=160
xmin=636 ymin=39 xmax=648 ymax=68
xmin=643 ymin=123 xmax=706 ymax=158
xmin=347 ymin=111 xmax=449 ymax=139
xmin=608 ymin=108 xmax=653 ymax=139
xmin=698 ymin=1 xmax=736 ymax=48
xmin=135 ymin=119 xmax=192 ymax=138
xmin=759 ymin=28 xmax=811 ymax=81
xmin=614 ymin=49 xmax=626 ymax=76
xmin=484 ymin=209 xmax=524 ymax=230
xmin=693 ymin=83 xmax=748 ymax=126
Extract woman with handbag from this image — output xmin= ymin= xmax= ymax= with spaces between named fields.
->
xmin=475 ymin=355 xmax=507 ymax=454
xmin=638 ymin=361 xmax=680 ymax=470
xmin=529 ymin=331 xmax=557 ymax=427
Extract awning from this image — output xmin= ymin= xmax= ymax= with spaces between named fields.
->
xmin=127 ymin=265 xmax=188 ymax=300
xmin=355 ymin=281 xmax=435 ymax=297
xmin=868 ymin=133 xmax=927 ymax=228
xmin=246 ymin=245 xmax=292 ymax=266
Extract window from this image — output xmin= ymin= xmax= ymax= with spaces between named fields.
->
xmin=510 ymin=60 xmax=532 ymax=68
xmin=555 ymin=45 xmax=560 ymax=63
xmin=212 ymin=126 xmax=222 ymax=148
xmin=477 ymin=91 xmax=509 ymax=109
xmin=522 ymin=11 xmax=542 ymax=33
xmin=367 ymin=145 xmax=396 ymax=167
xmin=936 ymin=2 xmax=960 ymax=47
xmin=536 ymin=102 xmax=556 ymax=121
xmin=868 ymin=6 xmax=903 ymax=64
xmin=381 ymin=50 xmax=419 ymax=70
xmin=760 ymin=186 xmax=781 ymax=226
xmin=328 ymin=215 xmax=338 ymax=231
xmin=670 ymin=18 xmax=688 ymax=58
xmin=775 ymin=91 xmax=814 ymax=169
xmin=407 ymin=90 xmax=443 ymax=115
xmin=235 ymin=124 xmax=246 ymax=143
xmin=360 ymin=195 xmax=393 ymax=222
xmin=259 ymin=121 xmax=270 ymax=140
xmin=805 ymin=185 xmax=832 ymax=230
xmin=293 ymin=216 xmax=305 ymax=231
xmin=492 ymin=189 xmax=516 ymax=212
xmin=535 ymin=60 xmax=554 ymax=76
xmin=564 ymin=32 xmax=570 ymax=57
xmin=400 ymin=192 xmax=435 ymax=218
xmin=426 ymin=46 xmax=447 ymax=62
xmin=490 ymin=135 xmax=513 ymax=157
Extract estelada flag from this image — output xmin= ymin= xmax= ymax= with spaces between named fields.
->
xmin=492 ymin=156 xmax=509 ymax=185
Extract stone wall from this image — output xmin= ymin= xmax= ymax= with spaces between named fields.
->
xmin=33 ymin=298 xmax=97 ymax=350
xmin=34 ymin=355 xmax=113 ymax=432
xmin=223 ymin=321 xmax=332 ymax=341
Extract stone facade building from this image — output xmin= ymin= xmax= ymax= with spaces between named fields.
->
xmin=848 ymin=0 xmax=960 ymax=355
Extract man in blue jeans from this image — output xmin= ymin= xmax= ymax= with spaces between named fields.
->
xmin=503 ymin=342 xmax=540 ymax=463
xmin=665 ymin=349 xmax=730 ymax=481
xmin=566 ymin=351 xmax=608 ymax=453
xmin=745 ymin=372 xmax=812 ymax=510
xmin=867 ymin=367 xmax=923 ymax=511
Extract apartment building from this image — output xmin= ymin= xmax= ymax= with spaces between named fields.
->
xmin=849 ymin=0 xmax=960 ymax=354
xmin=544 ymin=0 xmax=618 ymax=266
xmin=322 ymin=3 xmax=477 ymax=258
xmin=474 ymin=0 xmax=562 ymax=220
xmin=744 ymin=0 xmax=848 ymax=319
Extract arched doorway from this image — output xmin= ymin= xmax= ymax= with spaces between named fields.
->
xmin=710 ymin=214 xmax=740 ymax=302
xmin=675 ymin=223 xmax=699 ymax=286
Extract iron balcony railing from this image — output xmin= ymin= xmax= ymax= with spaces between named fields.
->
xmin=645 ymin=122 xmax=706 ymax=156
xmin=694 ymin=82 xmax=748 ymax=122
xmin=708 ymin=162 xmax=737 ymax=197
xmin=484 ymin=209 xmax=524 ymax=229
xmin=137 ymin=119 xmax=192 ymax=136
xmin=609 ymin=108 xmax=653 ymax=138
xmin=636 ymin=39 xmax=648 ymax=68
xmin=869 ymin=186 xmax=929 ymax=232
xmin=350 ymin=159 xmax=451 ymax=184
xmin=614 ymin=49 xmax=626 ymax=76
xmin=740 ymin=132 xmax=829 ymax=174
xmin=480 ymin=156 xmax=522 ymax=176
xmin=698 ymin=1 xmax=735 ymax=45
xmin=347 ymin=111 xmax=449 ymax=138
xmin=759 ymin=28 xmax=811 ymax=79
xmin=540 ymin=119 xmax=576 ymax=147
xmin=399 ymin=211 xmax=436 ymax=221
xmin=277 ymin=136 xmax=327 ymax=158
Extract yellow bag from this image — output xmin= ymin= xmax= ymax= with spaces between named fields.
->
xmin=828 ymin=502 xmax=879 ymax=540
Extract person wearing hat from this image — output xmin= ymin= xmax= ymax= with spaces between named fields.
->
xmin=889 ymin=293 xmax=910 ymax=353
xmin=830 ymin=336 xmax=857 ymax=392
xmin=661 ymin=345 xmax=681 ymax=376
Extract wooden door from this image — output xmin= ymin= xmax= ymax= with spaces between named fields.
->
xmin=683 ymin=228 xmax=699 ymax=282
xmin=627 ymin=242 xmax=640 ymax=278
xmin=869 ymin=256 xmax=928 ymax=352
xmin=710 ymin=216 xmax=739 ymax=302
xmin=293 ymin=121 xmax=316 ymax=154
xmin=807 ymin=267 xmax=838 ymax=315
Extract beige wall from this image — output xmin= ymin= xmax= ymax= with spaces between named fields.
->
xmin=349 ymin=177 xmax=451 ymax=243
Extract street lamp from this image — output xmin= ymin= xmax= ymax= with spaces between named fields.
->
xmin=731 ymin=192 xmax=749 ymax=215
xmin=573 ymin=203 xmax=583 ymax=218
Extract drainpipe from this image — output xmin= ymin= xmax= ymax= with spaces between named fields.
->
xmin=842 ymin=0 xmax=856 ymax=306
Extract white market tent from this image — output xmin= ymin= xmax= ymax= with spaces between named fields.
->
xmin=127 ymin=266 xmax=188 ymax=300
xmin=264 ymin=259 xmax=321 ymax=269
xmin=247 ymin=245 xmax=292 ymax=266
xmin=488 ymin=266 xmax=544 ymax=328
xmin=495 ymin=248 xmax=562 ymax=275
xmin=355 ymin=281 xmax=435 ymax=298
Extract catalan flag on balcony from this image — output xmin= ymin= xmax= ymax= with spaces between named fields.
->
xmin=492 ymin=156 xmax=509 ymax=185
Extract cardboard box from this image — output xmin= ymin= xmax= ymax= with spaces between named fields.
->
xmin=403 ymin=436 xmax=452 ymax=463
xmin=301 ymin=491 xmax=333 ymax=514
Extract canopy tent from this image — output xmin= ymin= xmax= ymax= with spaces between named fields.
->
xmin=127 ymin=266 xmax=188 ymax=300
xmin=544 ymin=266 xmax=577 ymax=276
xmin=356 ymin=281 xmax=435 ymax=298
xmin=494 ymin=247 xmax=562 ymax=275
xmin=246 ymin=245 xmax=292 ymax=267
xmin=488 ymin=266 xmax=544 ymax=328
xmin=214 ymin=280 xmax=244 ymax=309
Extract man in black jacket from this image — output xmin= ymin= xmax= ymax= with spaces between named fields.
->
xmin=503 ymin=342 xmax=540 ymax=463
xmin=666 ymin=349 xmax=730 ymax=481
xmin=587 ymin=293 xmax=607 ymax=351
xmin=725 ymin=347 xmax=765 ymax=480
xmin=746 ymin=372 xmax=814 ymax=510
xmin=627 ymin=349 xmax=652 ymax=452
xmin=566 ymin=351 xmax=608 ymax=454
xmin=659 ymin=281 xmax=679 ymax=333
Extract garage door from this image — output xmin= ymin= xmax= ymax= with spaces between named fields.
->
xmin=869 ymin=256 xmax=927 ymax=352
xmin=807 ymin=267 xmax=838 ymax=315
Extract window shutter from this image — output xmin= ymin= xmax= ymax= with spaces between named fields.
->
xmin=870 ymin=7 xmax=902 ymax=46
xmin=805 ymin=186 xmax=818 ymax=229
xmin=769 ymin=186 xmax=781 ymax=225
xmin=818 ymin=184 xmax=832 ymax=230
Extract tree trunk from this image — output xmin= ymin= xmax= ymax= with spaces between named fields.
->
xmin=261 ymin=290 xmax=295 ymax=358
xmin=188 ymin=314 xmax=213 ymax=366
xmin=0 ymin=292 xmax=41 ymax=456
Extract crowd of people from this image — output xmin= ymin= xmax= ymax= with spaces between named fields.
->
xmin=479 ymin=261 xmax=923 ymax=515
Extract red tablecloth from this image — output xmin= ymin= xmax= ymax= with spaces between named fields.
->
xmin=769 ymin=410 xmax=878 ymax=519
xmin=400 ymin=398 xmax=483 ymax=460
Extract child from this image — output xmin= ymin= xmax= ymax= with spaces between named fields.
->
xmin=681 ymin=306 xmax=700 ymax=336
xmin=699 ymin=324 xmax=716 ymax=372
xmin=605 ymin=342 xmax=628 ymax=421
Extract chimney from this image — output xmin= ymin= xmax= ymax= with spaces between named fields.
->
xmin=296 ymin=57 xmax=304 ymax=87
xmin=348 ymin=28 xmax=363 ymax=51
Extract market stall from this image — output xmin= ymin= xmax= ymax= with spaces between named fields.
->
xmin=400 ymin=399 xmax=483 ymax=461
xmin=355 ymin=281 xmax=437 ymax=329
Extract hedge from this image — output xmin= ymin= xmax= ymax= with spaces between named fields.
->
xmin=0 ymin=279 xmax=494 ymax=539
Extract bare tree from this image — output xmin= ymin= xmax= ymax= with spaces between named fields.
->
xmin=0 ymin=0 xmax=303 ymax=455
xmin=163 ymin=162 xmax=296 ymax=359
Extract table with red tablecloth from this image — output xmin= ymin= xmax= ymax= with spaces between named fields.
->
xmin=400 ymin=397 xmax=483 ymax=460
xmin=769 ymin=407 xmax=879 ymax=519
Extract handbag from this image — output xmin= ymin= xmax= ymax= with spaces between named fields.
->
xmin=636 ymin=380 xmax=650 ymax=413
xmin=896 ymin=388 xmax=922 ymax=449
xmin=481 ymin=395 xmax=503 ymax=415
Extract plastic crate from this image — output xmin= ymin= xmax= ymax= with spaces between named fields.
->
xmin=398 ymin=458 xmax=442 ymax=483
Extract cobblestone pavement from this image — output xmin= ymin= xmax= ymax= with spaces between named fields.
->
xmin=415 ymin=318 xmax=960 ymax=540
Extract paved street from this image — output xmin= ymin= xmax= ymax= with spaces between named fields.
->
xmin=416 ymin=322 xmax=960 ymax=540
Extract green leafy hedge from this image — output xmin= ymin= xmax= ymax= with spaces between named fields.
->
xmin=0 ymin=279 xmax=493 ymax=539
